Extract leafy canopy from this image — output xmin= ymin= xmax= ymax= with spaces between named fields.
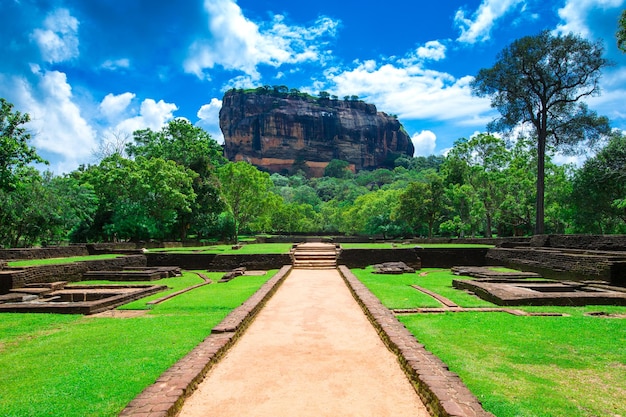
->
xmin=0 ymin=98 xmax=46 ymax=191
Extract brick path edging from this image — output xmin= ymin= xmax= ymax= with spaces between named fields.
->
xmin=118 ymin=265 xmax=292 ymax=417
xmin=338 ymin=265 xmax=495 ymax=417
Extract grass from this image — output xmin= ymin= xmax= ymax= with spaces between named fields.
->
xmin=340 ymin=242 xmax=494 ymax=249
xmin=400 ymin=311 xmax=626 ymax=417
xmin=148 ymin=243 xmax=293 ymax=254
xmin=352 ymin=267 xmax=495 ymax=308
xmin=351 ymin=266 xmax=626 ymax=417
xmin=7 ymin=254 xmax=122 ymax=267
xmin=0 ymin=271 xmax=276 ymax=417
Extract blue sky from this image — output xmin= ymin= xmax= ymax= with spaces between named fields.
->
xmin=1 ymin=0 xmax=625 ymax=174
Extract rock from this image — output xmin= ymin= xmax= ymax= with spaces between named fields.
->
xmin=372 ymin=262 xmax=415 ymax=274
xmin=220 ymin=89 xmax=414 ymax=176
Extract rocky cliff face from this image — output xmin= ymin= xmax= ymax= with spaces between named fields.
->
xmin=220 ymin=90 xmax=414 ymax=176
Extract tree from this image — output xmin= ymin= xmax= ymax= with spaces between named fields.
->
xmin=76 ymin=155 xmax=197 ymax=242
xmin=618 ymin=9 xmax=626 ymax=53
xmin=324 ymin=159 xmax=352 ymax=179
xmin=217 ymin=161 xmax=273 ymax=242
xmin=127 ymin=119 xmax=225 ymax=239
xmin=571 ymin=132 xmax=626 ymax=233
xmin=446 ymin=134 xmax=508 ymax=237
xmin=471 ymin=31 xmax=611 ymax=234
xmin=394 ymin=171 xmax=446 ymax=238
xmin=0 ymin=98 xmax=46 ymax=191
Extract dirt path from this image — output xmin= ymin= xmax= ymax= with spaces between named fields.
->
xmin=177 ymin=268 xmax=430 ymax=417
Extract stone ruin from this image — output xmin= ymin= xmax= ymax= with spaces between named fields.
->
xmin=451 ymin=266 xmax=626 ymax=306
xmin=372 ymin=262 xmax=415 ymax=274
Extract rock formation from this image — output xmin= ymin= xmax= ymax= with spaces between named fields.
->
xmin=219 ymin=89 xmax=414 ymax=176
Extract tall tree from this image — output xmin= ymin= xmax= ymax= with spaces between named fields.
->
xmin=0 ymin=98 xmax=46 ymax=191
xmin=127 ymin=119 xmax=225 ymax=239
xmin=471 ymin=31 xmax=610 ymax=234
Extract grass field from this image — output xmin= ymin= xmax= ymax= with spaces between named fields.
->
xmin=353 ymin=267 xmax=626 ymax=417
xmin=340 ymin=242 xmax=494 ymax=249
xmin=0 ymin=270 xmax=275 ymax=417
xmin=7 ymin=254 xmax=122 ymax=267
xmin=147 ymin=243 xmax=293 ymax=254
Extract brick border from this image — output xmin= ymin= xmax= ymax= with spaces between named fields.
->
xmin=119 ymin=265 xmax=292 ymax=417
xmin=338 ymin=265 xmax=495 ymax=417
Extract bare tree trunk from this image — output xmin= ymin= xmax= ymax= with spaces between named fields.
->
xmin=535 ymin=134 xmax=546 ymax=235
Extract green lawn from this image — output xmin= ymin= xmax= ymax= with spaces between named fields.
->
xmin=0 ymin=271 xmax=276 ymax=417
xmin=340 ymin=243 xmax=494 ymax=249
xmin=352 ymin=267 xmax=495 ymax=308
xmin=352 ymin=267 xmax=626 ymax=417
xmin=7 ymin=254 xmax=122 ymax=267
xmin=148 ymin=243 xmax=293 ymax=254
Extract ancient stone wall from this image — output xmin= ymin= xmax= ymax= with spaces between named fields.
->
xmin=485 ymin=247 xmax=623 ymax=283
xmin=0 ymin=255 xmax=146 ymax=293
xmin=337 ymin=248 xmax=488 ymax=269
xmin=530 ymin=234 xmax=626 ymax=251
xmin=0 ymin=246 xmax=89 ymax=260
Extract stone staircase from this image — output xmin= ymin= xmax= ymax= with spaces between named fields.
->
xmin=291 ymin=243 xmax=339 ymax=269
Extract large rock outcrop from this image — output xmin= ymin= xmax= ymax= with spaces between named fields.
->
xmin=220 ymin=89 xmax=414 ymax=176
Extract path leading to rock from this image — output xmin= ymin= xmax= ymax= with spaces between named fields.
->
xmin=177 ymin=267 xmax=430 ymax=417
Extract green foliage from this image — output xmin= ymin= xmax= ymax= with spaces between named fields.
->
xmin=324 ymin=159 xmax=352 ymax=179
xmin=394 ymin=170 xmax=446 ymax=238
xmin=0 ymin=98 xmax=47 ymax=192
xmin=217 ymin=161 xmax=274 ymax=241
xmin=618 ymin=9 xmax=626 ymax=53
xmin=571 ymin=132 xmax=626 ymax=233
xmin=0 ymin=168 xmax=97 ymax=247
xmin=126 ymin=119 xmax=225 ymax=240
xmin=76 ymin=155 xmax=197 ymax=242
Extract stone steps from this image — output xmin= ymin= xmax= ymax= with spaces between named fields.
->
xmin=291 ymin=243 xmax=339 ymax=269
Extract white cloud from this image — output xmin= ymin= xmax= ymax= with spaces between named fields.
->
xmin=184 ymin=0 xmax=339 ymax=79
xmin=555 ymin=0 xmax=624 ymax=38
xmin=99 ymin=92 xmax=136 ymax=122
xmin=455 ymin=0 xmax=524 ymax=44
xmin=7 ymin=69 xmax=97 ymax=172
xmin=196 ymin=98 xmax=224 ymax=144
xmin=114 ymin=99 xmax=178 ymax=135
xmin=31 ymin=8 xmax=79 ymax=63
xmin=101 ymin=58 xmax=131 ymax=71
xmin=416 ymin=41 xmax=447 ymax=61
xmin=326 ymin=60 xmax=492 ymax=124
xmin=411 ymin=130 xmax=437 ymax=156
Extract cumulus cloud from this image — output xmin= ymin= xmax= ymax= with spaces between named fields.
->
xmin=411 ymin=130 xmax=437 ymax=156
xmin=99 ymin=92 xmax=135 ymax=122
xmin=197 ymin=98 xmax=224 ymax=144
xmin=455 ymin=0 xmax=524 ymax=44
xmin=114 ymin=99 xmax=178 ymax=135
xmin=184 ymin=0 xmax=339 ymax=79
xmin=326 ymin=59 xmax=492 ymax=124
xmin=6 ymin=69 xmax=97 ymax=172
xmin=555 ymin=0 xmax=624 ymax=38
xmin=31 ymin=8 xmax=79 ymax=63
